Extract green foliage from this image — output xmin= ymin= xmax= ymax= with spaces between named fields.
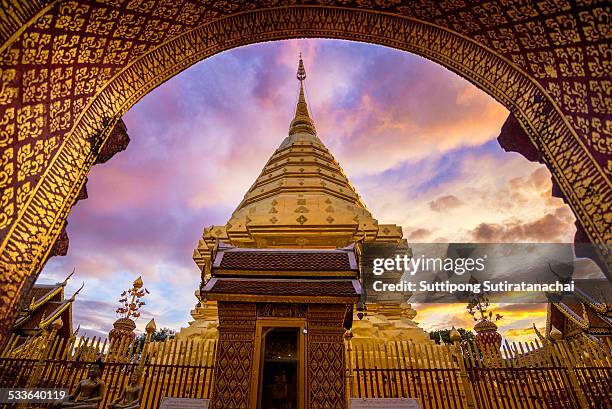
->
xmin=134 ymin=327 xmax=176 ymax=345
xmin=150 ymin=328 xmax=176 ymax=341
xmin=429 ymin=328 xmax=474 ymax=344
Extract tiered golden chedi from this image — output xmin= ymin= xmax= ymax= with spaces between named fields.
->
xmin=179 ymin=58 xmax=430 ymax=344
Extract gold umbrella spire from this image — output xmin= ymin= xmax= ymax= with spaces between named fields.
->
xmin=289 ymin=54 xmax=316 ymax=136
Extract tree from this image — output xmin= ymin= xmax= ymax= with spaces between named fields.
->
xmin=134 ymin=327 xmax=176 ymax=346
xmin=466 ymin=277 xmax=503 ymax=324
xmin=429 ymin=328 xmax=474 ymax=344
xmin=130 ymin=327 xmax=176 ymax=361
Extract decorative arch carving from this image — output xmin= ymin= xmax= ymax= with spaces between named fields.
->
xmin=0 ymin=1 xmax=609 ymax=343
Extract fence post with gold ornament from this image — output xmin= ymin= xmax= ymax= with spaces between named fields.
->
xmin=17 ymin=318 xmax=64 ymax=408
xmin=344 ymin=330 xmax=355 ymax=399
xmin=451 ymin=327 xmax=475 ymax=409
xmin=140 ymin=318 xmax=156 ymax=367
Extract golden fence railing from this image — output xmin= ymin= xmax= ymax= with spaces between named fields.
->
xmin=1 ymin=331 xmax=610 ymax=409
xmin=0 ymin=332 xmax=217 ymax=409
xmin=346 ymin=337 xmax=612 ymax=409
xmin=346 ymin=340 xmax=467 ymax=408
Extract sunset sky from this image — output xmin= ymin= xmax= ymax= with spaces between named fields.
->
xmin=38 ymin=39 xmax=580 ymax=342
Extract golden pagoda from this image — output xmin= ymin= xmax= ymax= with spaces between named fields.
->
xmin=179 ymin=57 xmax=429 ymax=345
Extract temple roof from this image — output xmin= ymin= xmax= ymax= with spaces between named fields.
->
xmin=12 ymin=273 xmax=80 ymax=340
xmin=15 ymin=300 xmax=72 ymax=330
xmin=218 ymin=250 xmax=351 ymax=271
xmin=203 ymin=244 xmax=362 ymax=302
xmin=573 ymin=280 xmax=611 ymax=314
xmin=214 ymin=243 xmax=357 ymax=271
xmin=28 ymin=284 xmax=64 ymax=310
xmin=210 ymin=243 xmax=358 ymax=278
xmin=204 ymin=278 xmax=361 ymax=303
xmin=548 ymin=279 xmax=612 ymax=336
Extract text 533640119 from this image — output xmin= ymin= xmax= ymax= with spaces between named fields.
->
xmin=0 ymin=388 xmax=68 ymax=403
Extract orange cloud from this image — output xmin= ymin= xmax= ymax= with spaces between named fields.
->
xmin=505 ymin=327 xmax=544 ymax=338
xmin=414 ymin=302 xmax=548 ymax=343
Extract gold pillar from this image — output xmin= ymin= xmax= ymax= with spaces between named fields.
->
xmin=210 ymin=302 xmax=257 ymax=409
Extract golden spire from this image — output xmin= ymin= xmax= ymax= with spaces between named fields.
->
xmin=289 ymin=54 xmax=316 ymax=136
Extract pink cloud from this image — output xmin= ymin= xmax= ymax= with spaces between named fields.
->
xmin=408 ymin=228 xmax=433 ymax=241
xmin=429 ymin=195 xmax=464 ymax=212
xmin=468 ymin=206 xmax=575 ymax=243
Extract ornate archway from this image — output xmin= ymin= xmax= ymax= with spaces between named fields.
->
xmin=0 ymin=1 xmax=609 ymax=342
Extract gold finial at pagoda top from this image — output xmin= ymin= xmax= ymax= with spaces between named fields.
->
xmin=289 ymin=54 xmax=316 ymax=136
xmin=297 ymin=53 xmax=306 ymax=81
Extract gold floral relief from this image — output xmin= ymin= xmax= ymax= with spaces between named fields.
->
xmin=152 ymin=1 xmax=182 ymax=19
xmin=51 ymin=34 xmax=80 ymax=65
xmin=505 ymin=2 xmax=538 ymax=20
xmin=21 ymin=32 xmax=50 ymax=65
xmin=49 ymin=99 xmax=72 ymax=133
xmin=0 ymin=107 xmax=15 ymax=148
xmin=16 ymin=104 xmax=44 ymax=142
xmin=0 ymin=68 xmax=18 ymax=105
xmin=113 ymin=13 xmax=146 ymax=40
xmin=515 ymin=21 xmax=548 ymax=50
xmin=22 ymin=69 xmax=48 ymax=104
xmin=474 ymin=3 xmax=507 ymax=27
xmin=562 ymin=82 xmax=589 ymax=115
xmin=17 ymin=142 xmax=43 ymax=182
xmin=0 ymin=187 xmax=14 ymax=230
xmin=104 ymin=39 xmax=133 ymax=66
xmin=74 ymin=67 xmax=98 ymax=96
xmin=77 ymin=37 xmax=107 ymax=64
xmin=177 ymin=3 xmax=204 ymax=25
xmin=545 ymin=15 xmax=580 ymax=46
xmin=586 ymin=44 xmax=610 ymax=78
xmin=554 ymin=47 xmax=585 ymax=78
xmin=126 ymin=0 xmax=157 ymax=14
xmin=141 ymin=20 xmax=170 ymax=43
xmin=72 ymin=97 xmax=87 ymax=117
xmin=16 ymin=181 xmax=31 ymax=207
xmin=55 ymin=1 xmax=89 ymax=32
xmin=86 ymin=7 xmax=120 ymax=36
xmin=579 ymin=8 xmax=608 ymax=42
xmin=589 ymin=81 xmax=611 ymax=115
xmin=1 ymin=46 xmax=20 ymax=66
xmin=488 ymin=28 xmax=519 ymax=54
xmin=34 ymin=14 xmax=53 ymax=31
xmin=588 ymin=117 xmax=612 ymax=156
xmin=528 ymin=51 xmax=557 ymax=79
xmin=0 ymin=148 xmax=14 ymax=188
xmin=50 ymin=67 xmax=73 ymax=100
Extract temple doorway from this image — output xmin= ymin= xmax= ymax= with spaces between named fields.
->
xmin=259 ymin=327 xmax=300 ymax=409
